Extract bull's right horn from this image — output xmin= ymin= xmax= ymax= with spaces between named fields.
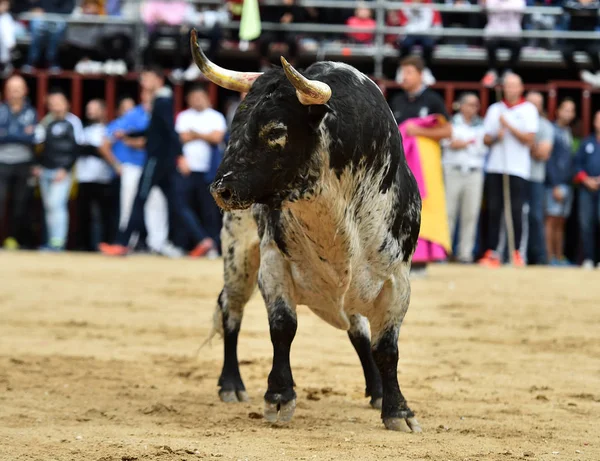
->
xmin=190 ymin=29 xmax=262 ymax=93
xmin=280 ymin=56 xmax=332 ymax=105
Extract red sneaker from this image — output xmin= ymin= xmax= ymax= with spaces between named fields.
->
xmin=99 ymin=243 xmax=129 ymax=256
xmin=478 ymin=250 xmax=501 ymax=268
xmin=512 ymin=250 xmax=525 ymax=267
xmin=190 ymin=238 xmax=215 ymax=258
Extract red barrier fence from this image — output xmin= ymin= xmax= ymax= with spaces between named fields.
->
xmin=8 ymin=70 xmax=600 ymax=136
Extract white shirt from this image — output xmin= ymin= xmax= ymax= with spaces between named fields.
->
xmin=76 ymin=123 xmax=114 ymax=184
xmin=443 ymin=114 xmax=488 ymax=170
xmin=175 ymin=107 xmax=226 ymax=173
xmin=483 ymin=100 xmax=539 ymax=180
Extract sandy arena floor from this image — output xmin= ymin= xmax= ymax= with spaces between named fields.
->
xmin=0 ymin=253 xmax=598 ymax=461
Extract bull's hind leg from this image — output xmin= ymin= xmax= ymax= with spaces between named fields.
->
xmin=348 ymin=314 xmax=383 ymax=409
xmin=368 ymin=269 xmax=422 ymax=433
xmin=217 ymin=211 xmax=260 ymax=403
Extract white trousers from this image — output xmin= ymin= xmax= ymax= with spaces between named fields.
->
xmin=444 ymin=167 xmax=484 ymax=262
xmin=119 ymin=163 xmax=168 ymax=251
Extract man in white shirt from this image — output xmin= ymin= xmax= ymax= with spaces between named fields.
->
xmin=443 ymin=93 xmax=487 ymax=263
xmin=76 ymin=99 xmax=116 ymax=251
xmin=175 ymin=84 xmax=227 ymax=254
xmin=479 ymin=73 xmax=539 ymax=267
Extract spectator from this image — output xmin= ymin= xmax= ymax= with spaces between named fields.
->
xmin=33 ymin=89 xmax=84 ymax=251
xmin=100 ymin=89 xmax=178 ymax=256
xmin=480 ymin=0 xmax=526 ymax=88
xmin=526 ymin=0 xmax=558 ymax=49
xmin=0 ymin=76 xmax=37 ymax=250
xmin=573 ymin=110 xmax=600 ymax=269
xmin=77 ymin=99 xmax=116 ymax=251
xmin=562 ymin=0 xmax=600 ymax=86
xmin=258 ymin=0 xmax=305 ymax=71
xmin=346 ymin=4 xmax=376 ymax=44
xmin=388 ymin=0 xmax=442 ymax=86
xmin=479 ymin=73 xmax=538 ymax=267
xmin=22 ymin=0 xmax=76 ymax=73
xmin=545 ymin=98 xmax=576 ymax=266
xmin=0 ymin=0 xmax=17 ymax=77
xmin=99 ymin=67 xmax=216 ymax=258
xmin=175 ymin=84 xmax=226 ymax=254
xmin=441 ymin=0 xmax=480 ymax=46
xmin=525 ymin=91 xmax=553 ymax=265
xmin=442 ymin=93 xmax=487 ymax=263
xmin=391 ymin=56 xmax=452 ymax=276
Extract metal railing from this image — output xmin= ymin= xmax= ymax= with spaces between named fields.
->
xmin=16 ymin=0 xmax=600 ymax=77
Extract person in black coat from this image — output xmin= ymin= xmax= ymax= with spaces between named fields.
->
xmin=100 ymin=67 xmax=217 ymax=258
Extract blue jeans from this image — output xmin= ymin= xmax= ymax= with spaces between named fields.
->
xmin=27 ymin=19 xmax=67 ymax=67
xmin=39 ymin=168 xmax=72 ymax=249
xmin=578 ymin=188 xmax=600 ymax=262
xmin=527 ymin=181 xmax=547 ymax=264
xmin=399 ymin=36 xmax=436 ymax=67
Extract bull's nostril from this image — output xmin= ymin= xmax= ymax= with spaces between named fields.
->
xmin=220 ymin=189 xmax=232 ymax=201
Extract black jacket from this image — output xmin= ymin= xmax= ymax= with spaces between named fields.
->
xmin=564 ymin=0 xmax=600 ymax=31
xmin=145 ymin=87 xmax=182 ymax=173
xmin=38 ymin=115 xmax=82 ymax=170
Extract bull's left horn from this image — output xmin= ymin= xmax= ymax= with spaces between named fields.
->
xmin=190 ymin=29 xmax=262 ymax=93
xmin=280 ymin=57 xmax=332 ymax=105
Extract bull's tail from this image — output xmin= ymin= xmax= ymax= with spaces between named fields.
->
xmin=195 ymin=299 xmax=225 ymax=356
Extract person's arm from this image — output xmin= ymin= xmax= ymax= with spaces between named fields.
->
xmin=123 ymin=136 xmax=147 ymax=149
xmin=99 ymin=137 xmax=122 ymax=173
xmin=532 ymin=139 xmax=553 ymax=161
xmin=409 ymin=123 xmax=452 ymax=142
xmin=187 ymin=130 xmax=226 ymax=145
xmin=501 ymin=115 xmax=535 ymax=146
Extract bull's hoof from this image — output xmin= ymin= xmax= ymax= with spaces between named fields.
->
xmin=383 ymin=416 xmax=422 ymax=433
xmin=219 ymin=389 xmax=249 ymax=403
xmin=264 ymin=397 xmax=297 ymax=423
xmin=370 ymin=397 xmax=383 ymax=410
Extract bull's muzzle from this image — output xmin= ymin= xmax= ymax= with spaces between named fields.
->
xmin=210 ymin=175 xmax=252 ymax=212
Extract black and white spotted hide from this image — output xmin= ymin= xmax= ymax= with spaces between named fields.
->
xmin=210 ymin=61 xmax=422 ymax=432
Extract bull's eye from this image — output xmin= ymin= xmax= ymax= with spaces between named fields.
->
xmin=259 ymin=122 xmax=288 ymax=149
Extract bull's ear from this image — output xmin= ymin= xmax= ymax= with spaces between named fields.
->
xmin=307 ymin=104 xmax=331 ymax=131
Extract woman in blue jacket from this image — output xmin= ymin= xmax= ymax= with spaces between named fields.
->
xmin=573 ymin=110 xmax=600 ymax=269
xmin=545 ymin=98 xmax=576 ymax=266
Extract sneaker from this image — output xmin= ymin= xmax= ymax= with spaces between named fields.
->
xmin=154 ymin=242 xmax=184 ymax=259
xmin=481 ymin=70 xmax=498 ymax=88
xmin=512 ymin=250 xmax=525 ymax=267
xmin=184 ymin=63 xmax=202 ymax=81
xmin=582 ymin=259 xmax=595 ymax=270
xmin=206 ymin=248 xmax=220 ymax=260
xmin=99 ymin=243 xmax=129 ymax=256
xmin=170 ymin=68 xmax=185 ymax=83
xmin=478 ymin=250 xmax=501 ymax=268
xmin=113 ymin=60 xmax=128 ymax=75
xmin=103 ymin=60 xmax=117 ymax=75
xmin=75 ymin=59 xmax=92 ymax=74
xmin=580 ymin=70 xmax=599 ymax=86
xmin=3 ymin=237 xmax=19 ymax=250
xmin=422 ymin=67 xmax=436 ymax=86
xmin=190 ymin=238 xmax=215 ymax=258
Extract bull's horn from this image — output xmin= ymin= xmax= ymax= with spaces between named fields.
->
xmin=280 ymin=57 xmax=331 ymax=105
xmin=190 ymin=29 xmax=261 ymax=93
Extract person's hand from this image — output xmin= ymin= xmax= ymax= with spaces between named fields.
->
xmin=450 ymin=139 xmax=470 ymax=149
xmin=281 ymin=13 xmax=293 ymax=23
xmin=583 ymin=176 xmax=599 ymax=191
xmin=405 ymin=123 xmax=419 ymax=137
xmin=113 ymin=130 xmax=126 ymax=140
xmin=112 ymin=161 xmax=122 ymax=176
xmin=177 ymin=157 xmax=191 ymax=176
xmin=180 ymin=131 xmax=197 ymax=144
xmin=552 ymin=186 xmax=565 ymax=202
xmin=32 ymin=166 xmax=42 ymax=178
xmin=497 ymin=127 xmax=505 ymax=141
xmin=499 ymin=114 xmax=509 ymax=128
xmin=25 ymin=125 xmax=35 ymax=135
xmin=54 ymin=168 xmax=68 ymax=183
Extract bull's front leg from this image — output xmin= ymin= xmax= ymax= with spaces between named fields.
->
xmin=258 ymin=241 xmax=298 ymax=423
xmin=369 ymin=272 xmax=422 ymax=433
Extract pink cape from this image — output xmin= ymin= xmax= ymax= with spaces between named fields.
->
xmin=399 ymin=115 xmax=447 ymax=263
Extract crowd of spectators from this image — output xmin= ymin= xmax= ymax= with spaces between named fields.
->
xmin=0 ymin=0 xmax=599 ymax=85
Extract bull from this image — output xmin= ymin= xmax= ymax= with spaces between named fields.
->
xmin=191 ymin=30 xmax=422 ymax=432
